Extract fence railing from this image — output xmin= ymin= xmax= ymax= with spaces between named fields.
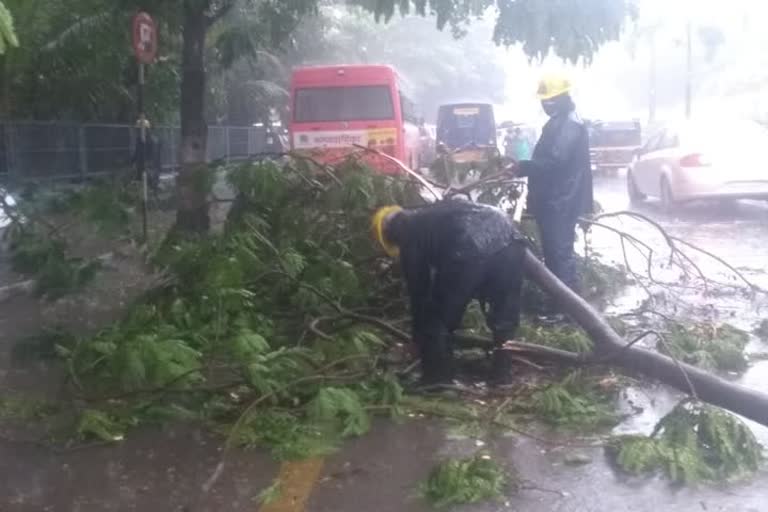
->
xmin=0 ymin=122 xmax=273 ymax=182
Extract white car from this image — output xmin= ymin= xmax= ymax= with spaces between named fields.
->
xmin=627 ymin=120 xmax=768 ymax=210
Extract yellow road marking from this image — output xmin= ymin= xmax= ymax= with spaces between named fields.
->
xmin=259 ymin=458 xmax=325 ymax=512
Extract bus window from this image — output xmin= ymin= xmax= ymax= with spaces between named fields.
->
xmin=294 ymin=86 xmax=394 ymax=123
xmin=400 ymin=94 xmax=418 ymax=124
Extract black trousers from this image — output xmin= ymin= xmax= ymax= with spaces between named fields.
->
xmin=536 ymin=213 xmax=579 ymax=292
xmin=414 ymin=242 xmax=525 ymax=384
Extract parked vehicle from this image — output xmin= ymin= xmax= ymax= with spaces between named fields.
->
xmin=587 ymin=120 xmax=642 ymax=173
xmin=436 ymin=103 xmax=498 ymax=163
xmin=418 ymin=123 xmax=437 ymax=168
xmin=289 ymin=65 xmax=421 ymax=174
xmin=627 ymin=119 xmax=768 ymax=210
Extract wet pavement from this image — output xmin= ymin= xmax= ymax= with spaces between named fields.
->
xmin=3 ymin=175 xmax=768 ymax=511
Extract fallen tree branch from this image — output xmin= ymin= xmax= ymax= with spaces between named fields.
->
xmin=351 ymin=144 xmax=442 ymax=201
xmin=588 ymin=210 xmax=763 ymax=293
xmin=522 ymin=248 xmax=768 ymax=427
xmin=0 ymin=279 xmax=35 ymax=302
xmin=452 ymin=333 xmax=584 ymax=365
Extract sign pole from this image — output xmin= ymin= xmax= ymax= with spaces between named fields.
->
xmin=138 ymin=63 xmax=148 ymax=243
xmin=132 ymin=11 xmax=157 ymax=244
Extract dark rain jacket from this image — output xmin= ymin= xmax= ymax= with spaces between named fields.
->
xmin=384 ymin=200 xmax=523 ymax=331
xmin=518 ymin=111 xmax=593 ymax=220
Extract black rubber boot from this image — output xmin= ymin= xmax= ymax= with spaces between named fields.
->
xmin=419 ymin=330 xmax=455 ymax=386
xmin=489 ymin=349 xmax=514 ymax=387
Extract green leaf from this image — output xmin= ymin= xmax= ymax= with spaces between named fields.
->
xmin=422 ymin=454 xmax=508 ymax=508
xmin=232 ymin=329 xmax=270 ymax=361
xmin=76 ymin=409 xmax=126 ymax=442
xmin=307 ymin=387 xmax=370 ymax=437
xmin=281 ymin=248 xmax=306 ymax=278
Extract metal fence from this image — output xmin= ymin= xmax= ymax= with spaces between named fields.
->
xmin=0 ymin=122 xmax=272 ymax=182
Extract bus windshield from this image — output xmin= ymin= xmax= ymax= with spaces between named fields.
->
xmin=294 ymin=86 xmax=394 ymax=123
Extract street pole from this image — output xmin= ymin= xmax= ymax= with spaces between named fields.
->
xmin=138 ymin=62 xmax=148 ymax=242
xmin=132 ymin=11 xmax=156 ymax=244
xmin=685 ymin=20 xmax=692 ymax=120
xmin=649 ymin=30 xmax=657 ymax=124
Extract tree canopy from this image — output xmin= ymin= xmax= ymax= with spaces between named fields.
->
xmin=0 ymin=0 xmax=634 ymax=123
xmin=355 ymin=0 xmax=635 ymax=63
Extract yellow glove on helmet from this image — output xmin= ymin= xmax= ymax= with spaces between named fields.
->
xmin=371 ymin=205 xmax=402 ymax=258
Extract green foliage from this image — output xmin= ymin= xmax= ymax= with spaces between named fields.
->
xmin=611 ymin=435 xmax=665 ymax=474
xmin=609 ymin=401 xmax=763 ymax=483
xmin=354 ymin=0 xmax=633 ymax=63
xmin=0 ymin=1 xmax=19 ymax=54
xmin=579 ymin=252 xmax=632 ymax=304
xmin=525 ymin=371 xmax=618 ymax=427
xmin=0 ymin=394 xmax=57 ymax=421
xmin=2 ymin=0 xmax=179 ymax=121
xmin=519 ymin=219 xmax=629 ymax=313
xmin=658 ymin=323 xmax=749 ymax=373
xmin=518 ymin=322 xmax=594 ymax=354
xmin=56 ymin=159 xmax=411 ymax=449
xmin=76 ymin=409 xmax=131 ymax=442
xmin=229 ymin=410 xmax=336 ymax=460
xmin=421 ymin=454 xmax=509 ymax=508
xmin=308 ymin=387 xmax=370 ymax=437
xmin=6 ymin=227 xmax=101 ymax=298
xmin=59 ymin=182 xmax=136 ymax=235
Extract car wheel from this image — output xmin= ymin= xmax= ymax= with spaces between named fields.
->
xmin=627 ymin=171 xmax=646 ymax=203
xmin=660 ymin=176 xmax=676 ymax=213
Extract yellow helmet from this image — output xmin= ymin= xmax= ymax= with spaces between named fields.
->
xmin=537 ymin=74 xmax=572 ymax=100
xmin=371 ymin=205 xmax=402 ymax=258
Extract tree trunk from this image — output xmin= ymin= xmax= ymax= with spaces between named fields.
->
xmin=521 ymin=249 xmax=768 ymax=428
xmin=176 ymin=3 xmax=210 ymax=233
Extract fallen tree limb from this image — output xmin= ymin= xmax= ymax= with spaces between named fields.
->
xmin=522 ymin=248 xmax=768 ymax=427
xmin=452 ymin=333 xmax=584 ymax=365
xmin=0 ymin=279 xmax=35 ymax=302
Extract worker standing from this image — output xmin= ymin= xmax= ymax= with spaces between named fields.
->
xmin=371 ymin=200 xmax=527 ymax=386
xmin=514 ymin=75 xmax=593 ymax=293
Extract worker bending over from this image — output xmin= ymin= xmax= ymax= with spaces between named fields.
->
xmin=372 ymin=199 xmax=526 ymax=385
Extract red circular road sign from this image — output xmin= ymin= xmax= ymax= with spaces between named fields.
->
xmin=132 ymin=12 xmax=157 ymax=64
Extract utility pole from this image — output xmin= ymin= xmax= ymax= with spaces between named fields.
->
xmin=649 ymin=29 xmax=657 ymax=124
xmin=685 ymin=20 xmax=692 ymax=120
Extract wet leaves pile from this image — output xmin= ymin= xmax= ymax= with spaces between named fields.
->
xmin=421 ymin=453 xmax=511 ymax=508
xmin=41 ymin=159 xmax=422 ymax=451
xmin=658 ymin=322 xmax=750 ymax=373
xmin=609 ymin=401 xmax=763 ymax=483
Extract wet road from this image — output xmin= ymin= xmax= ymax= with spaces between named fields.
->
xmin=4 ymin=175 xmax=768 ymax=512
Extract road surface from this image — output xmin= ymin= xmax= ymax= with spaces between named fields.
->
xmin=3 ymin=175 xmax=768 ymax=512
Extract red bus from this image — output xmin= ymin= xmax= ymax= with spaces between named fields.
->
xmin=289 ymin=65 xmax=421 ymax=174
